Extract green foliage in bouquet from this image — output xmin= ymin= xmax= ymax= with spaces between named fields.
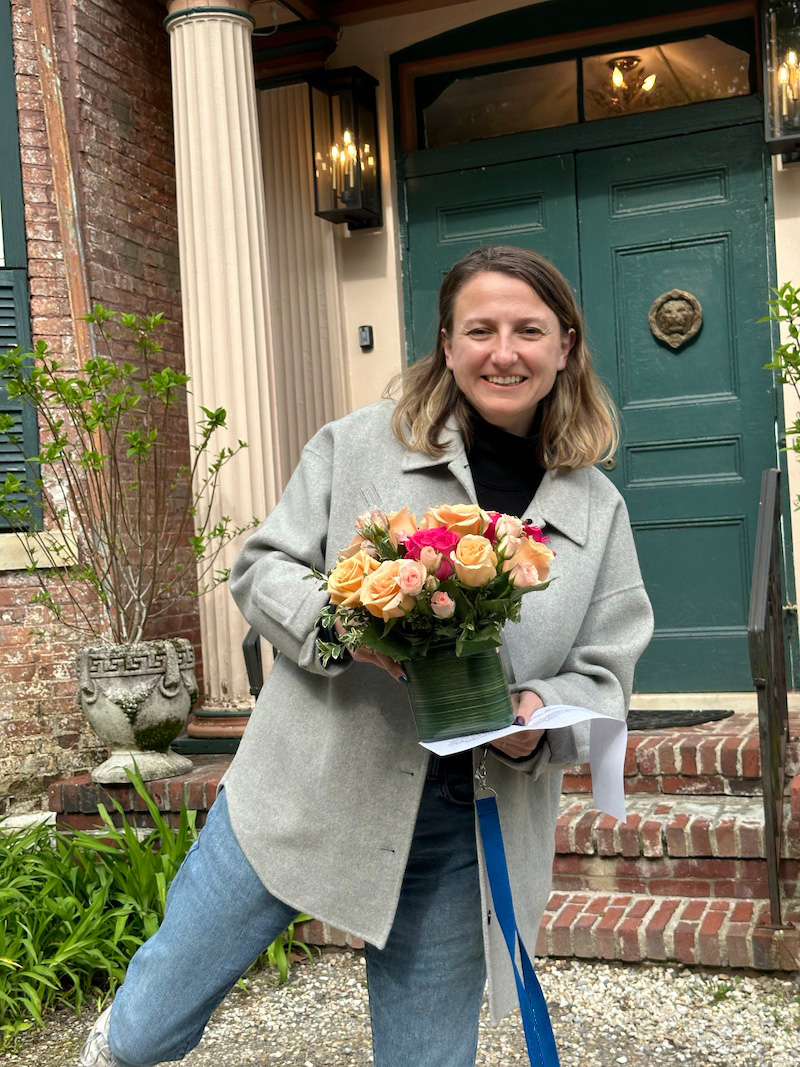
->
xmin=0 ymin=307 xmax=258 ymax=644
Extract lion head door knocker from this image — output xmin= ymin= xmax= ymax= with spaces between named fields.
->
xmin=648 ymin=290 xmax=703 ymax=350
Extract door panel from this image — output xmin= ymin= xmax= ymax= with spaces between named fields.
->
xmin=577 ymin=125 xmax=775 ymax=690
xmin=405 ymin=155 xmax=580 ymax=361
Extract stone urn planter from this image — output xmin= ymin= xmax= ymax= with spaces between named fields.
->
xmin=78 ymin=638 xmax=198 ymax=783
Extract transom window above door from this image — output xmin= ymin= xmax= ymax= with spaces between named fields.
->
xmin=410 ymin=16 xmax=756 ymax=150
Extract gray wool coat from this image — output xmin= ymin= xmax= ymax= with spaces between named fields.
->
xmin=224 ymin=401 xmax=653 ymax=1023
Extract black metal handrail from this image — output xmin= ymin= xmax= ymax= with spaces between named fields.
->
xmin=747 ymin=468 xmax=790 ymax=927
xmin=242 ymin=626 xmax=265 ymax=699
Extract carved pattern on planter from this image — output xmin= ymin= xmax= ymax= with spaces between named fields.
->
xmin=77 ymin=638 xmax=197 ymax=783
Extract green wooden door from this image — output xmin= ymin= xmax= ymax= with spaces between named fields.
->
xmin=404 ymin=123 xmax=777 ymax=692
xmin=577 ymin=125 xmax=775 ymax=691
xmin=405 ymin=155 xmax=580 ymax=360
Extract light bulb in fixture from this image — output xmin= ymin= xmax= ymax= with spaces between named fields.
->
xmin=612 ymin=66 xmax=625 ymax=89
xmin=642 ymin=74 xmax=657 ymax=92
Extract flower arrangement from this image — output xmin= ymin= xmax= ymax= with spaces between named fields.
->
xmin=315 ymin=503 xmax=554 ymax=667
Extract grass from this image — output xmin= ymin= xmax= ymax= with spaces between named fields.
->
xmin=0 ymin=773 xmax=315 ymax=1049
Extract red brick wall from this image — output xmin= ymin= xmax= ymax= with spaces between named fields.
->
xmin=1 ymin=0 xmax=202 ymax=811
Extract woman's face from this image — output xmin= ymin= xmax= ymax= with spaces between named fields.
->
xmin=443 ymin=271 xmax=574 ymax=436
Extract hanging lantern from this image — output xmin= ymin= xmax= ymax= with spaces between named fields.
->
xmin=763 ymin=0 xmax=800 ymax=160
xmin=308 ymin=67 xmax=382 ymax=229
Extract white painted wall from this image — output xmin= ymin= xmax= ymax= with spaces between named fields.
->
xmin=327 ymin=1 xmax=535 ymax=412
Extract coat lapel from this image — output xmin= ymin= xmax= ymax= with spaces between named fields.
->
xmin=400 ymin=420 xmax=591 ymax=547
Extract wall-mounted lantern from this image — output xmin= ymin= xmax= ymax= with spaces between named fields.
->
xmin=763 ymin=0 xmax=800 ymax=161
xmin=308 ymin=67 xmax=382 ymax=230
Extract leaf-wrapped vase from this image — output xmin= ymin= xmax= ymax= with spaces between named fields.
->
xmin=402 ymin=641 xmax=514 ymax=743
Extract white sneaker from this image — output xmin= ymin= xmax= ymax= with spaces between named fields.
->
xmin=78 ymin=1005 xmax=119 ymax=1066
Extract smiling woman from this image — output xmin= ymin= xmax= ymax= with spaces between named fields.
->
xmin=442 ymin=272 xmax=574 ymax=436
xmin=391 ymin=244 xmax=618 ymax=469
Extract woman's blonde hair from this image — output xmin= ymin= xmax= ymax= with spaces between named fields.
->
xmin=389 ymin=245 xmax=619 ymax=470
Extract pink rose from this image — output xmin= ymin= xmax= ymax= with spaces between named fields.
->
xmin=430 ymin=591 xmax=455 ymax=619
xmin=509 ymin=562 xmax=541 ymax=588
xmin=398 ymin=558 xmax=426 ymax=597
xmin=502 ymin=535 xmax=522 ymax=557
xmin=495 ymin=514 xmax=524 ymax=541
xmin=404 ymin=528 xmax=460 ymax=580
xmin=503 ymin=538 xmax=555 ymax=583
xmin=523 ymin=522 xmax=549 ymax=545
xmin=355 ymin=509 xmax=388 ymax=533
xmin=419 ymin=545 xmax=443 ymax=573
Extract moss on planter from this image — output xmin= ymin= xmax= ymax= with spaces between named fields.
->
xmin=133 ymin=718 xmax=185 ymax=753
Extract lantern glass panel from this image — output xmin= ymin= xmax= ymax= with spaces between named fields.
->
xmin=356 ymin=100 xmax=379 ymax=217
xmin=311 ymin=87 xmax=335 ymax=216
xmin=311 ymin=86 xmax=364 ymax=218
xmin=765 ymin=1 xmax=800 ymax=143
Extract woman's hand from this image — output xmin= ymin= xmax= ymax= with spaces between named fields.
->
xmin=490 ymin=690 xmax=545 ymax=759
xmin=334 ymin=619 xmax=406 ymax=681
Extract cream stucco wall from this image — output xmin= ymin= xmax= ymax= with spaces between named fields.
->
xmin=327 ymin=0 xmax=538 ymax=412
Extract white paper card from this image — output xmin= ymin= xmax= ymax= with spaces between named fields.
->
xmin=419 ymin=704 xmax=628 ymax=822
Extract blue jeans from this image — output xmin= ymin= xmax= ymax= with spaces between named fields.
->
xmin=108 ymin=772 xmax=486 ymax=1067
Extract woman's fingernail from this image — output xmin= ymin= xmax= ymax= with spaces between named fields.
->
xmin=400 ymin=674 xmax=408 ymax=683
xmin=514 ymin=716 xmax=525 ymax=726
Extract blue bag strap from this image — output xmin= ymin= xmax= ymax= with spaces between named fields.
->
xmin=476 ymin=794 xmax=560 ymax=1067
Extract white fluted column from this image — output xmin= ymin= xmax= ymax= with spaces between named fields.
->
xmin=166 ymin=0 xmax=280 ymax=707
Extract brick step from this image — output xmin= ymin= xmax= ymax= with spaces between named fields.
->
xmin=556 ymin=794 xmax=800 ymax=862
xmin=536 ymin=891 xmax=800 ymax=971
xmin=563 ymin=710 xmax=800 ymax=797
xmin=553 ymin=793 xmax=800 ymax=901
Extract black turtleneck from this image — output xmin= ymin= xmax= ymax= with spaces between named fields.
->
xmin=466 ymin=407 xmax=545 ymax=518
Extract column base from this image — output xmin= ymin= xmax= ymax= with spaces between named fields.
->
xmin=171 ymin=707 xmax=251 ymax=755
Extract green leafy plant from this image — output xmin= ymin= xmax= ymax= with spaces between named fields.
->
xmin=763 ymin=281 xmax=800 ymax=495
xmin=0 ymin=772 xmax=315 ymax=1048
xmin=0 ymin=307 xmax=258 ymax=644
xmin=260 ymin=914 xmax=319 ymax=986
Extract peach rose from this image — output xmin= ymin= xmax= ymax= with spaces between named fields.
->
xmin=420 ymin=504 xmax=489 ymax=537
xmin=398 ymin=558 xmax=426 ymax=596
xmin=453 ymin=534 xmax=498 ymax=588
xmin=503 ymin=537 xmax=555 ymax=584
xmin=360 ymin=560 xmax=415 ymax=621
xmin=327 ymin=550 xmax=381 ymax=608
xmin=338 ymin=535 xmax=377 ymax=561
xmin=387 ymin=506 xmax=418 ymax=548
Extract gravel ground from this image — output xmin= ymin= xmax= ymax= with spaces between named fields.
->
xmin=4 ymin=951 xmax=799 ymax=1067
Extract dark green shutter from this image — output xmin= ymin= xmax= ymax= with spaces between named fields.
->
xmin=1 ymin=0 xmax=38 ymax=532
xmin=0 ymin=269 xmax=38 ymax=531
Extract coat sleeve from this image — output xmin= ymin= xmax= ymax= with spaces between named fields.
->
xmin=228 ymin=428 xmax=350 ymax=677
xmin=493 ymin=493 xmax=654 ymax=776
